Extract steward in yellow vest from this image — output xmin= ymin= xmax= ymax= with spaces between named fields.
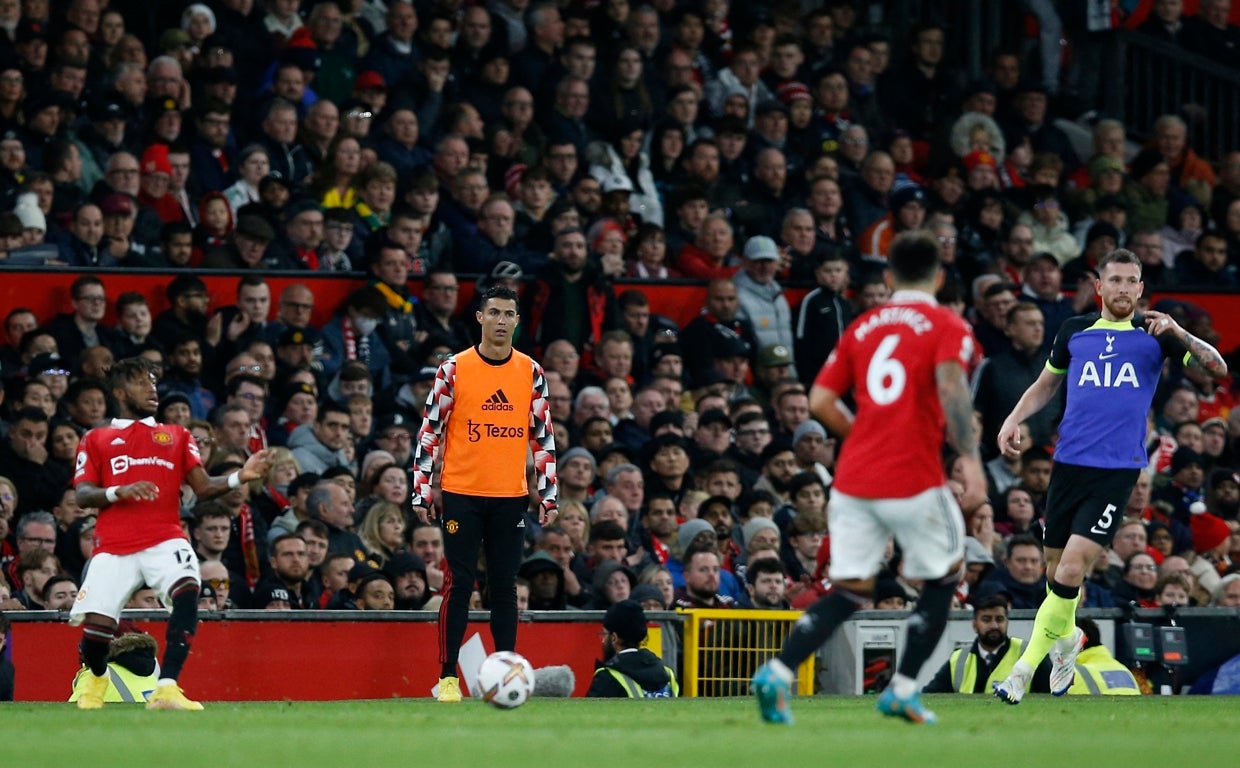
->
xmin=587 ymin=600 xmax=680 ymax=698
xmin=1067 ymin=618 xmax=1140 ymax=695
xmin=68 ymin=632 xmax=159 ymax=704
xmin=924 ymin=595 xmax=1051 ymax=693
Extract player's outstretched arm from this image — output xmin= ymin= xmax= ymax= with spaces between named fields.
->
xmin=936 ymin=360 xmax=987 ymax=512
xmin=1144 ymin=310 xmax=1229 ymax=378
xmin=187 ymin=449 xmax=277 ymax=500
xmin=76 ymin=481 xmax=160 ymax=508
xmin=997 ymin=368 xmax=1064 ymax=459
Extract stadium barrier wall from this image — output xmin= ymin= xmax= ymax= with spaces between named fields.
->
xmin=1 ymin=269 xmax=1238 ymax=352
xmin=6 ymin=608 xmax=1240 ymax=700
xmin=4 ymin=610 xmax=633 ymax=702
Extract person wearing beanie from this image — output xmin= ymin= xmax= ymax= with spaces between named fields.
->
xmin=1189 ymin=502 xmax=1232 ymax=560
xmin=589 ymin=559 xmax=637 ymax=610
xmin=993 ymin=247 xmax=1228 ymax=706
xmin=676 ymin=518 xmax=714 ymax=555
xmin=742 ymin=517 xmax=780 ymax=551
xmin=1153 ymin=446 xmax=1207 ymax=525
xmin=791 ymin=419 xmax=833 ymax=486
xmin=586 ymin=600 xmax=679 ymax=698
xmin=629 ymin=583 xmax=667 ymax=611
xmin=13 ymin=195 xmax=47 ymax=242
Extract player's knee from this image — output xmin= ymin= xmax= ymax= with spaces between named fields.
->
xmin=1052 ymin=561 xmax=1087 ymax=588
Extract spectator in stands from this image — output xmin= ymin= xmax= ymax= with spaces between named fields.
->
xmin=1139 ymin=0 xmax=1190 ymax=45
xmin=352 ymin=572 xmax=395 ymax=610
xmin=1210 ymin=151 xmax=1240 ymax=226
xmin=677 ymin=210 xmax=740 ymax=280
xmin=1006 ymin=80 xmax=1078 ymax=171
xmin=12 ymin=549 xmax=59 ymax=608
xmin=973 ymin=302 xmax=1056 ymax=449
xmin=289 ymin=402 xmax=352 ymax=476
xmin=1151 ymin=114 xmax=1216 ymax=202
xmin=846 ymin=150 xmax=895 ymax=234
xmin=524 ymin=227 xmax=617 ymax=356
xmin=975 ymin=534 xmax=1047 ymax=609
xmin=463 ymin=195 xmax=525 ymax=273
xmin=1158 ymin=198 xmax=1205 ymax=269
xmin=192 ymin=502 xmax=232 ymax=564
xmin=319 ymin=286 xmax=391 ymax=392
xmin=745 ymin=557 xmax=789 ymax=609
xmin=1182 ymin=0 xmax=1240 ymax=69
xmin=680 ymin=278 xmax=758 ymax=385
xmin=385 ymin=552 xmax=430 ymax=610
xmin=1018 ymin=186 xmax=1077 ymax=266
xmin=1062 ymin=222 xmax=1119 ymax=285
xmin=256 ymin=98 xmax=311 ymax=187
xmin=752 ymin=440 xmax=796 ymax=505
xmin=60 ymin=202 xmax=116 ymax=267
xmin=674 ymin=545 xmax=735 ymax=608
xmin=1018 ymin=254 xmax=1077 ymax=351
xmin=1123 ymin=149 xmax=1178 ymax=234
xmin=1112 ymin=551 xmax=1160 ymax=608
xmin=730 ymin=235 xmax=793 ymax=371
xmin=1177 ymin=231 xmax=1238 ymax=288
xmin=859 ymin=184 xmax=927 ymax=267
xmin=883 ymin=21 xmax=955 ymax=140
xmin=305 ymin=480 xmax=364 ymax=562
xmin=44 ymin=275 xmax=120 ymax=368
xmin=159 ymin=336 xmax=215 ymax=419
xmin=187 ymin=99 xmax=236 ymax=196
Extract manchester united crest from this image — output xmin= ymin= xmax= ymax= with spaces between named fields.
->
xmin=152 ymin=431 xmax=173 ymax=445
xmin=445 ymin=520 xmax=459 ymax=534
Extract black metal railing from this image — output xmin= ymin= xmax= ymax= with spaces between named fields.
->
xmin=1123 ymin=31 xmax=1240 ymax=157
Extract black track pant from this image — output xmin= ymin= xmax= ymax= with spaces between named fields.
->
xmin=438 ymin=491 xmax=527 ymax=677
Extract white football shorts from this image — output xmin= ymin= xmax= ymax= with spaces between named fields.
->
xmin=827 ymin=484 xmax=966 ymax=581
xmin=70 ymin=538 xmax=201 ymax=624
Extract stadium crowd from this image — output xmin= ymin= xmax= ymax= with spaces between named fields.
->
xmin=3 ymin=0 xmax=1240 ymax=693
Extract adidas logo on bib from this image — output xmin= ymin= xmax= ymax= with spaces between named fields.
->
xmin=482 ymin=389 xmax=514 ymax=411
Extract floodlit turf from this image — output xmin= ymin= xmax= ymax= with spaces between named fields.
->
xmin=5 ymin=695 xmax=1237 ymax=767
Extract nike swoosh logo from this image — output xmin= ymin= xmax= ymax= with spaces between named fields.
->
xmin=1099 ymin=353 xmax=1117 ymax=360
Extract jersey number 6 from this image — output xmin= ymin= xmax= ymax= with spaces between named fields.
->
xmin=867 ymin=335 xmax=906 ymax=405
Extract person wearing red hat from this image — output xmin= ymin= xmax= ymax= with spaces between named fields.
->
xmin=138 ymin=144 xmax=185 ymax=225
xmin=1190 ymin=503 xmax=1232 ymax=565
xmin=962 ymin=149 xmax=999 ymax=192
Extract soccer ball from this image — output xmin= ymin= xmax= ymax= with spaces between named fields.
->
xmin=476 ymin=651 xmax=535 ymax=709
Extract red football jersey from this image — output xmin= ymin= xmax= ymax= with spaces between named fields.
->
xmin=74 ymin=417 xmax=203 ymax=555
xmin=815 ymin=292 xmax=976 ymax=499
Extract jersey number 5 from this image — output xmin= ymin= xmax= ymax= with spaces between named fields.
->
xmin=1090 ymin=504 xmax=1117 ymax=536
xmin=866 ymin=335 xmax=906 ymax=405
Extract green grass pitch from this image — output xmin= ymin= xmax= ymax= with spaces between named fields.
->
xmin=5 ymin=696 xmax=1236 ymax=767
